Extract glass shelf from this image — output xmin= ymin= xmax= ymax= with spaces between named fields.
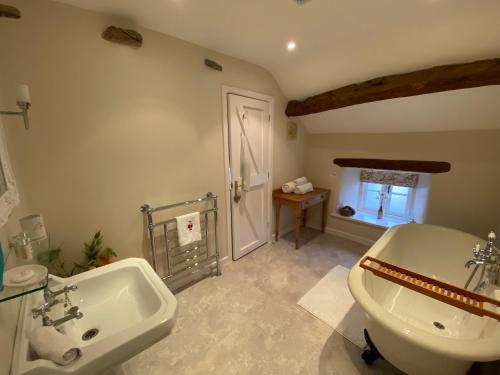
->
xmin=1 ymin=235 xmax=51 ymax=303
xmin=0 ymin=273 xmax=48 ymax=303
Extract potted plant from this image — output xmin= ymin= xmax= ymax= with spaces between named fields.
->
xmin=39 ymin=230 xmax=117 ymax=277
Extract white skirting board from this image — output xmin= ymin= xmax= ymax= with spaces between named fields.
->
xmin=271 ymin=224 xmax=295 ymax=241
xmin=305 ymin=223 xmax=376 ymax=246
xmin=324 ymin=227 xmax=375 ymax=246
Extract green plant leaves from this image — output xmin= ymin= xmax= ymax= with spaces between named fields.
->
xmin=39 ymin=230 xmax=117 ymax=277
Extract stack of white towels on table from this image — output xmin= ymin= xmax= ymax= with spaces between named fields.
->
xmin=281 ymin=177 xmax=314 ymax=195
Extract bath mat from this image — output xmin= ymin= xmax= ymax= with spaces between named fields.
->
xmin=298 ymin=265 xmax=366 ymax=348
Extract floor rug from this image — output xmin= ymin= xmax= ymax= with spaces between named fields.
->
xmin=298 ymin=265 xmax=366 ymax=348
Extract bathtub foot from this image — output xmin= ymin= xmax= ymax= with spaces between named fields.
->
xmin=361 ymin=329 xmax=384 ymax=365
xmin=361 ymin=349 xmax=380 ymax=365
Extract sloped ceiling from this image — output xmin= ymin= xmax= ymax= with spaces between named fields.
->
xmin=300 ymin=86 xmax=500 ymax=134
xmin=55 ymin=0 xmax=500 ymax=133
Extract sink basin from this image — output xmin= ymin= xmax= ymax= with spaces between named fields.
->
xmin=12 ymin=258 xmax=177 ymax=375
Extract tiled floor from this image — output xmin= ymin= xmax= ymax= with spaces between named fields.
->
xmin=126 ymin=228 xmax=403 ymax=375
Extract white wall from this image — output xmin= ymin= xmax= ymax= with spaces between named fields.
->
xmin=304 ymin=130 xmax=500 ymax=243
xmin=0 ymin=0 xmax=307 ymax=371
xmin=300 ymin=86 xmax=500 ymax=134
xmin=0 ymin=0 xmax=306 ymax=266
xmin=0 ymin=118 xmax=31 ymax=375
xmin=0 ymin=224 xmax=22 ymax=375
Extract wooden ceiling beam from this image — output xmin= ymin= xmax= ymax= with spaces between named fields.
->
xmin=333 ymin=158 xmax=451 ymax=173
xmin=286 ymin=58 xmax=500 ymax=117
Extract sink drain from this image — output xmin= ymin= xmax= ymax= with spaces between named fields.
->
xmin=433 ymin=321 xmax=445 ymax=330
xmin=82 ymin=328 xmax=99 ymax=341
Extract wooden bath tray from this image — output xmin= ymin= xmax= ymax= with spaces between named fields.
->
xmin=360 ymin=256 xmax=500 ymax=321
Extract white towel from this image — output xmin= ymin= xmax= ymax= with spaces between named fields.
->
xmin=176 ymin=212 xmax=202 ymax=247
xmin=293 ymin=177 xmax=308 ymax=186
xmin=281 ymin=181 xmax=296 ymax=193
xmin=29 ymin=326 xmax=81 ymax=366
xmin=293 ymin=182 xmax=314 ymax=194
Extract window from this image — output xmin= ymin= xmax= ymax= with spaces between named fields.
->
xmin=336 ymin=168 xmax=430 ymax=228
xmin=358 ymin=182 xmax=415 ymax=220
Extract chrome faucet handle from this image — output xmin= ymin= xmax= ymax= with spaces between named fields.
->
xmin=32 ymin=303 xmax=50 ymax=318
xmin=485 ymin=231 xmax=498 ymax=257
xmin=51 ymin=306 xmax=83 ymax=327
xmin=65 ymin=306 xmax=81 ymax=317
xmin=473 ymin=243 xmax=481 ymax=258
xmin=52 ymin=284 xmax=78 ymax=297
xmin=66 ymin=284 xmax=78 ymax=292
xmin=43 ymin=284 xmax=78 ymax=308
xmin=32 ymin=303 xmax=54 ymax=326
xmin=488 ymin=231 xmax=496 ymax=243
xmin=63 ymin=285 xmax=77 ymax=308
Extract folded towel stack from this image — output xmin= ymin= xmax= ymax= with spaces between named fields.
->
xmin=281 ymin=181 xmax=296 ymax=193
xmin=176 ymin=212 xmax=202 ymax=246
xmin=293 ymin=182 xmax=313 ymax=194
xmin=29 ymin=326 xmax=81 ymax=366
xmin=293 ymin=177 xmax=308 ymax=186
xmin=282 ymin=177 xmax=314 ymax=195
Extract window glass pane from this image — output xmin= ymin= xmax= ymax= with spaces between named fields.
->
xmin=364 ymin=190 xmax=380 ymax=210
xmin=365 ymin=183 xmax=382 ymax=191
xmin=389 ymin=194 xmax=408 ymax=216
xmin=392 ymin=186 xmax=409 ymax=195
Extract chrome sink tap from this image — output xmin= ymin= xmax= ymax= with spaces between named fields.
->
xmin=43 ymin=283 xmax=78 ymax=308
xmin=32 ymin=305 xmax=83 ymax=327
xmin=32 ymin=282 xmax=83 ymax=328
xmin=464 ymin=231 xmax=499 ymax=291
xmin=51 ymin=306 xmax=84 ymax=327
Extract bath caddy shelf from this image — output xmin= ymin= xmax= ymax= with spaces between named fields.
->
xmin=360 ymin=256 xmax=500 ymax=321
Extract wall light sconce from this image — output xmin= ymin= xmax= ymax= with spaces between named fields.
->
xmin=0 ymin=84 xmax=31 ymax=130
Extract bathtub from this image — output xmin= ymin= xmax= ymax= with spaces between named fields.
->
xmin=348 ymin=224 xmax=500 ymax=375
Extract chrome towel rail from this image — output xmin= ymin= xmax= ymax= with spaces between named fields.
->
xmin=141 ymin=192 xmax=221 ymax=292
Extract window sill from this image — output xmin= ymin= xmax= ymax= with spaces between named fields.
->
xmin=331 ymin=212 xmax=408 ymax=229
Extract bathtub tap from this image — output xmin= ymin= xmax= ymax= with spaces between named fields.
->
xmin=464 ymin=231 xmax=499 ymax=290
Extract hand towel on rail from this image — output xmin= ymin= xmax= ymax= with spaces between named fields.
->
xmin=282 ymin=181 xmax=297 ymax=193
xmin=176 ymin=212 xmax=202 ymax=246
xmin=294 ymin=182 xmax=314 ymax=194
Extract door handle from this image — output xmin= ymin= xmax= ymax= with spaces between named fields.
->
xmin=233 ymin=179 xmax=242 ymax=203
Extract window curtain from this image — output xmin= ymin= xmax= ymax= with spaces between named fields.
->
xmin=360 ymin=169 xmax=419 ymax=188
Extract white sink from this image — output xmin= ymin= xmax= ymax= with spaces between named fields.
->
xmin=12 ymin=258 xmax=177 ymax=375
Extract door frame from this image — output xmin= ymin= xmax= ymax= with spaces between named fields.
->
xmin=221 ymin=86 xmax=274 ymax=260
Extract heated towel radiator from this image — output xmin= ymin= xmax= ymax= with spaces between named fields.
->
xmin=141 ymin=192 xmax=221 ymax=293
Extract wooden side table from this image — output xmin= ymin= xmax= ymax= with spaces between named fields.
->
xmin=273 ymin=187 xmax=330 ymax=249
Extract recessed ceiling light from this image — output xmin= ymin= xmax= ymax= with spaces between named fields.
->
xmin=287 ymin=41 xmax=296 ymax=51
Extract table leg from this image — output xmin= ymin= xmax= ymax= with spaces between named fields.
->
xmin=295 ymin=205 xmax=302 ymax=249
xmin=321 ymin=197 xmax=329 ymax=232
xmin=302 ymin=208 xmax=307 ymax=227
xmin=275 ymin=199 xmax=281 ymax=241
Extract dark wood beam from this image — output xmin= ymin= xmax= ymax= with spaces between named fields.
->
xmin=333 ymin=158 xmax=451 ymax=174
xmin=286 ymin=58 xmax=500 ymax=117
xmin=102 ymin=26 xmax=143 ymax=47
xmin=0 ymin=4 xmax=21 ymax=18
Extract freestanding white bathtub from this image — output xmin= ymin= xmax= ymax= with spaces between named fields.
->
xmin=348 ymin=224 xmax=500 ymax=375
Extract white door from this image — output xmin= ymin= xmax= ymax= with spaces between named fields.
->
xmin=228 ymin=94 xmax=271 ymax=260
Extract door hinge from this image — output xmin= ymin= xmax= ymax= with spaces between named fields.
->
xmin=268 ymin=114 xmax=271 ymax=122
xmin=267 ymin=171 xmax=270 ymax=179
